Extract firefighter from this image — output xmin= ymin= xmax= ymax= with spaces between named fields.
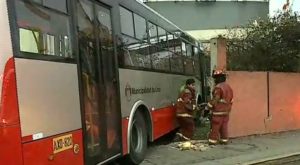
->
xmin=176 ymin=78 xmax=197 ymax=141
xmin=207 ymin=70 xmax=233 ymax=145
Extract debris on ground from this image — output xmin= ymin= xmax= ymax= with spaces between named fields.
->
xmin=171 ymin=140 xmax=211 ymax=151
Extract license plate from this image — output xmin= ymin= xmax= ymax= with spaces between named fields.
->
xmin=53 ymin=134 xmax=73 ymax=154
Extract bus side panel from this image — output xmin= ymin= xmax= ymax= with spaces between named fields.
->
xmin=0 ymin=58 xmax=20 ymax=125
xmin=23 ymin=130 xmax=83 ymax=165
xmin=151 ymin=106 xmax=177 ymax=140
xmin=0 ymin=58 xmax=23 ymax=164
xmin=0 ymin=125 xmax=23 ymax=165
xmin=122 ymin=118 xmax=129 ymax=155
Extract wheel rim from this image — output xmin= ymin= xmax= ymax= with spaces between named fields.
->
xmin=131 ymin=120 xmax=143 ymax=153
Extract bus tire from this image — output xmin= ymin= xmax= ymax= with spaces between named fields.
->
xmin=126 ymin=111 xmax=147 ymax=164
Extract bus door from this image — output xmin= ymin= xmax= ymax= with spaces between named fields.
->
xmin=77 ymin=0 xmax=122 ymax=164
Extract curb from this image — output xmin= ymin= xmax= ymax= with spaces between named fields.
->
xmin=242 ymin=152 xmax=300 ymax=165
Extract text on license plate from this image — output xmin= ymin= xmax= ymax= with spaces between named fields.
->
xmin=53 ymin=134 xmax=73 ymax=154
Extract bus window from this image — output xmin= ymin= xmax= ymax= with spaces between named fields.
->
xmin=158 ymin=26 xmax=167 ymax=44
xmin=184 ymin=43 xmax=194 ymax=74
xmin=193 ymin=47 xmax=201 ymax=78
xmin=152 ymin=50 xmax=170 ymax=71
xmin=148 ymin=22 xmax=158 ymax=44
xmin=171 ymin=35 xmax=183 ymax=73
xmin=15 ymin=0 xmax=72 ymax=58
xmin=170 ymin=53 xmax=183 ymax=73
xmin=167 ymin=33 xmax=175 ymax=52
xmin=119 ymin=8 xmax=151 ymax=69
xmin=96 ymin=5 xmax=113 ymax=55
xmin=77 ymin=0 xmax=101 ymax=157
xmin=134 ymin=14 xmax=147 ymax=41
xmin=19 ymin=28 xmax=56 ymax=56
xmin=43 ymin=0 xmax=67 ymax=13
xmin=193 ymin=46 xmax=201 ymax=77
xmin=152 ymin=26 xmax=170 ymax=71
xmin=96 ymin=4 xmax=121 ymax=159
xmin=61 ymin=35 xmax=71 ymax=57
xmin=19 ymin=28 xmax=40 ymax=54
xmin=46 ymin=34 xmax=55 ymax=55
xmin=194 ymin=46 xmax=199 ymax=56
xmin=182 ymin=42 xmax=187 ymax=56
xmin=121 ymin=35 xmax=151 ymax=68
xmin=184 ymin=57 xmax=195 ymax=75
xmin=186 ymin=43 xmax=192 ymax=57
xmin=29 ymin=0 xmax=67 ymax=13
xmin=120 ymin=6 xmax=134 ymax=37
xmin=174 ymin=35 xmax=181 ymax=55
xmin=31 ymin=0 xmax=42 ymax=3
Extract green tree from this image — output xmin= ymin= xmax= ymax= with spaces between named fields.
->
xmin=226 ymin=11 xmax=300 ymax=72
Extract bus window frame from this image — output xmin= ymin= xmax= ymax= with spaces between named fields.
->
xmin=10 ymin=0 xmax=76 ymax=64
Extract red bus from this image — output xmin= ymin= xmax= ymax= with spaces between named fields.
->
xmin=0 ymin=0 xmax=205 ymax=164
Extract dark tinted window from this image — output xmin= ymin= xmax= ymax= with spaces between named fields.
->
xmin=28 ymin=0 xmax=67 ymax=13
xmin=31 ymin=0 xmax=42 ymax=3
xmin=43 ymin=0 xmax=67 ymax=13
xmin=96 ymin=6 xmax=112 ymax=34
xmin=186 ymin=43 xmax=193 ymax=57
xmin=77 ymin=0 xmax=101 ymax=158
xmin=15 ymin=0 xmax=72 ymax=58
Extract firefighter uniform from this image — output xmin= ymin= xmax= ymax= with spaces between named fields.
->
xmin=176 ymin=87 xmax=196 ymax=140
xmin=208 ymin=70 xmax=233 ymax=144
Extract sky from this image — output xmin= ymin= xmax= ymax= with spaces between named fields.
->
xmin=269 ymin=0 xmax=300 ymax=16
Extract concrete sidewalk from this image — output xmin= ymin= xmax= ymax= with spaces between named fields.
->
xmin=141 ymin=130 xmax=300 ymax=165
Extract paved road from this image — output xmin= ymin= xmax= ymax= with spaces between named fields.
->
xmin=141 ymin=130 xmax=300 ymax=165
xmin=254 ymin=155 xmax=300 ymax=165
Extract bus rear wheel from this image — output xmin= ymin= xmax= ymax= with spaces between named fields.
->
xmin=126 ymin=111 xmax=147 ymax=164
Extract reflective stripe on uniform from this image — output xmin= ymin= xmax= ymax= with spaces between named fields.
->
xmin=219 ymin=99 xmax=233 ymax=104
xmin=208 ymin=139 xmax=217 ymax=144
xmin=220 ymin=139 xmax=228 ymax=143
xmin=212 ymin=111 xmax=229 ymax=115
xmin=207 ymin=102 xmax=213 ymax=108
xmin=219 ymin=99 xmax=227 ymax=103
xmin=177 ymin=113 xmax=193 ymax=118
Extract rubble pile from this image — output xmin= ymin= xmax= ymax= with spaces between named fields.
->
xmin=172 ymin=140 xmax=211 ymax=151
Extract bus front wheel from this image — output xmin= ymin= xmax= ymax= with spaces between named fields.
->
xmin=126 ymin=111 xmax=147 ymax=164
